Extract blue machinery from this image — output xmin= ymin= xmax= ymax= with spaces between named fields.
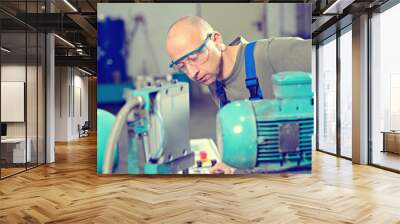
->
xmin=98 ymin=72 xmax=314 ymax=174
xmin=97 ymin=18 xmax=133 ymax=114
xmin=217 ymin=72 xmax=313 ymax=173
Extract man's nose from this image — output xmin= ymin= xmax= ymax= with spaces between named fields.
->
xmin=185 ymin=64 xmax=199 ymax=80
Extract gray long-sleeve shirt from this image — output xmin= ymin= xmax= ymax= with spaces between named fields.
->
xmin=208 ymin=36 xmax=312 ymax=106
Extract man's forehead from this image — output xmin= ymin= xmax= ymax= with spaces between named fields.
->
xmin=168 ymin=33 xmax=205 ymax=57
xmin=170 ymin=25 xmax=205 ymax=41
xmin=171 ymin=33 xmax=203 ymax=47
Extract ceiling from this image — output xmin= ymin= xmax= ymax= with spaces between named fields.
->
xmin=0 ymin=0 xmax=99 ymax=73
xmin=0 ymin=0 xmax=393 ymax=74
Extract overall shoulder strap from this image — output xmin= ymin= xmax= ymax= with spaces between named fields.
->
xmin=244 ymin=41 xmax=263 ymax=100
xmin=215 ymin=80 xmax=230 ymax=108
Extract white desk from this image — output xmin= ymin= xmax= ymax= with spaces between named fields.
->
xmin=1 ymin=138 xmax=31 ymax=163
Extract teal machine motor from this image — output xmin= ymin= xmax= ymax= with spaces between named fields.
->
xmin=216 ymin=72 xmax=314 ymax=173
xmin=99 ymin=81 xmax=194 ymax=174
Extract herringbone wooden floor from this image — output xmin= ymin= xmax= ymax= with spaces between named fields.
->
xmin=1 ymin=135 xmax=400 ymax=224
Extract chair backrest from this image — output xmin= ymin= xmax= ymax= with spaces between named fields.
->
xmin=83 ymin=121 xmax=90 ymax=129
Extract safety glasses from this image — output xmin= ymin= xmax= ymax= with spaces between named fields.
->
xmin=169 ymin=33 xmax=212 ymax=72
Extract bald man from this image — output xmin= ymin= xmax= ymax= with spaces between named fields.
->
xmin=166 ymin=16 xmax=311 ymax=174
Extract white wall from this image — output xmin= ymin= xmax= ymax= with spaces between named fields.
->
xmin=72 ymin=73 xmax=89 ymax=138
xmin=54 ymin=67 xmax=89 ymax=141
xmin=1 ymin=65 xmax=26 ymax=82
xmin=55 ymin=67 xmax=68 ymax=141
xmin=1 ymin=65 xmax=26 ymax=139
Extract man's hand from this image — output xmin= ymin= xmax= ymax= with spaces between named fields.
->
xmin=209 ymin=162 xmax=236 ymax=174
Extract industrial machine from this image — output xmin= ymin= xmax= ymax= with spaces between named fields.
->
xmin=99 ymin=81 xmax=194 ymax=174
xmin=99 ymin=72 xmax=313 ymax=175
xmin=216 ymin=72 xmax=314 ymax=173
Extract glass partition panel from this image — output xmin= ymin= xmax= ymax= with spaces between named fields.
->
xmin=317 ymin=36 xmax=337 ymax=154
xmin=339 ymin=28 xmax=352 ymax=158
xmin=1 ymin=30 xmax=27 ymax=177
xmin=371 ymin=4 xmax=400 ymax=171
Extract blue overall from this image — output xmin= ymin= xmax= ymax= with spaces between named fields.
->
xmin=215 ymin=41 xmax=263 ymax=108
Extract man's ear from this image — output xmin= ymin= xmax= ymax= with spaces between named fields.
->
xmin=212 ymin=32 xmax=226 ymax=51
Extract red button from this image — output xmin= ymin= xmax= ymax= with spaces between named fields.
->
xmin=200 ymin=150 xmax=207 ymax=161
